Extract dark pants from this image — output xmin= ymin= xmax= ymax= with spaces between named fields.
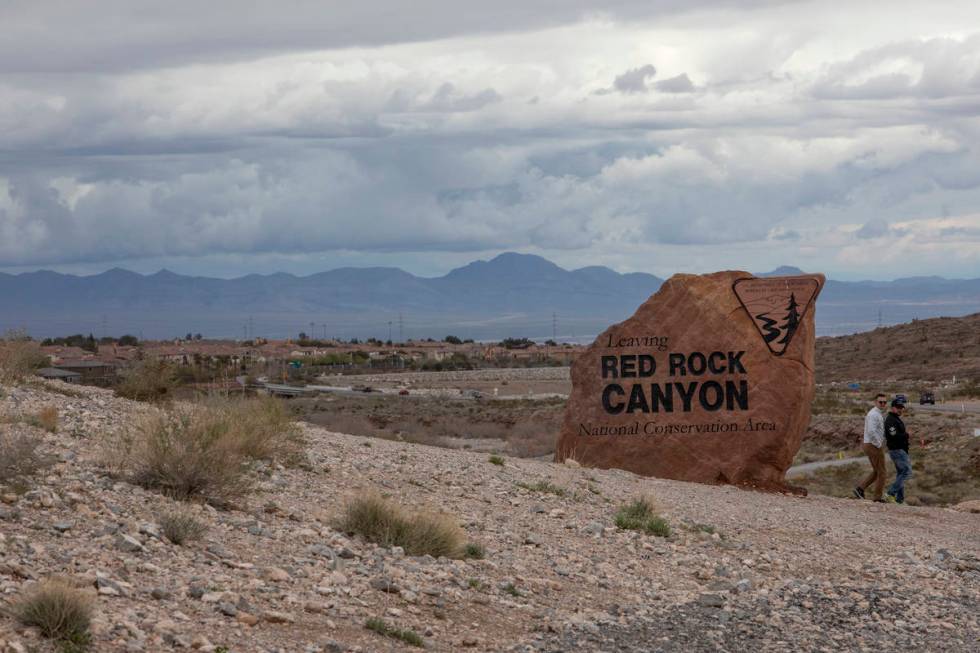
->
xmin=887 ymin=449 xmax=912 ymax=503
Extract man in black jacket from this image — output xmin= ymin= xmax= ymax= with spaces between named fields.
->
xmin=885 ymin=397 xmax=912 ymax=504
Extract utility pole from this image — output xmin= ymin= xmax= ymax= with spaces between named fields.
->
xmin=309 ymin=321 xmax=315 ymax=340
xmin=398 ymin=312 xmax=403 ymax=343
xmin=249 ymin=316 xmax=254 ymax=340
xmin=322 ymin=323 xmax=327 ymax=340
xmin=387 ymin=320 xmax=392 ymax=343
xmin=552 ymin=312 xmax=557 ymax=341
xmin=877 ymin=308 xmax=882 ymax=328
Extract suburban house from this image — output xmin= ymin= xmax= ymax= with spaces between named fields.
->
xmin=51 ymin=360 xmax=119 ymax=385
xmin=36 ymin=367 xmax=82 ymax=383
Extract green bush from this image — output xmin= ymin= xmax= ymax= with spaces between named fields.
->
xmin=365 ymin=617 xmax=424 ymax=647
xmin=614 ymin=497 xmax=671 ymax=537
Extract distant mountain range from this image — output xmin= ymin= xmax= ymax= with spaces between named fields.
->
xmin=2 ymin=253 xmax=979 ymax=340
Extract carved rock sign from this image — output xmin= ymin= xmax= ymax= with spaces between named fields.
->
xmin=555 ymin=271 xmax=825 ymax=491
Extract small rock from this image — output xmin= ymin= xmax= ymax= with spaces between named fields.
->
xmin=370 ymin=577 xmax=400 ymax=593
xmin=115 ymin=534 xmax=145 ymax=553
xmin=262 ymin=567 xmax=291 ymax=582
xmin=698 ymin=593 xmax=725 ymax=608
xmin=584 ymin=522 xmax=604 ymax=536
xmin=237 ymin=612 xmax=259 ymax=626
xmin=262 ymin=610 xmax=296 ymax=624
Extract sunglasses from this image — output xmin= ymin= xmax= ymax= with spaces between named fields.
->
xmin=876 ymin=400 xmax=887 ymax=405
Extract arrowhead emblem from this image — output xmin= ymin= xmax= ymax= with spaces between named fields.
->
xmin=733 ymin=275 xmax=824 ymax=356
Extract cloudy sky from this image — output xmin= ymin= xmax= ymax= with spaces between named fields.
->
xmin=2 ymin=0 xmax=979 ymax=281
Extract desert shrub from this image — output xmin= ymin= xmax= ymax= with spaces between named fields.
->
xmin=488 ymin=454 xmax=504 ymax=466
xmin=463 ymin=542 xmax=486 ymax=559
xmin=115 ymin=397 xmax=302 ymax=505
xmin=10 ymin=577 xmax=93 ymax=646
xmin=0 ymin=331 xmax=48 ymax=384
xmin=338 ymin=492 xmax=465 ymax=558
xmin=115 ymin=358 xmax=177 ymax=402
xmin=955 ymin=378 xmax=980 ymax=398
xmin=159 ymin=508 xmax=208 ymax=545
xmin=614 ymin=497 xmax=671 ymax=537
xmin=0 ymin=431 xmax=53 ymax=488
xmin=204 ymin=395 xmax=304 ymax=464
xmin=35 ymin=406 xmax=59 ymax=433
xmin=365 ymin=617 xmax=424 ymax=648
xmin=515 ymin=479 xmax=566 ymax=497
xmin=507 ymin=421 xmax=556 ymax=458
xmin=118 ymin=409 xmax=253 ymax=505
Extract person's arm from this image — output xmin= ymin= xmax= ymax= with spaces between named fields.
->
xmin=873 ymin=411 xmax=885 ymax=448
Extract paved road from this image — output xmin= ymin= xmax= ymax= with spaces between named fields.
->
xmin=786 ymin=455 xmax=867 ymax=477
xmin=914 ymin=401 xmax=980 ymax=415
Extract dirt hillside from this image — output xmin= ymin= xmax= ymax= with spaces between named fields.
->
xmin=1 ymin=380 xmax=978 ymax=652
xmin=815 ymin=313 xmax=980 ymax=382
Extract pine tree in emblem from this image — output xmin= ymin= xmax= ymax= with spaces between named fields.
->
xmin=777 ymin=292 xmax=800 ymax=345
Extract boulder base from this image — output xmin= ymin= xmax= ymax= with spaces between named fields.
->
xmin=555 ymin=271 xmax=824 ymax=492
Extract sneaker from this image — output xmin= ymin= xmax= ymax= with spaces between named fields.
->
xmin=885 ymin=494 xmax=898 ymax=504
xmin=873 ymin=499 xmax=887 ymax=503
xmin=853 ymin=487 xmax=865 ymax=499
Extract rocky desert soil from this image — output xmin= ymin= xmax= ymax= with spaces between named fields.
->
xmin=1 ymin=380 xmax=979 ymax=652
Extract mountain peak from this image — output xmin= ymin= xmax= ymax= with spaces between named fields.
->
xmin=758 ymin=265 xmax=806 ymax=277
xmin=445 ymin=252 xmax=566 ymax=281
xmin=99 ymin=267 xmax=141 ymax=279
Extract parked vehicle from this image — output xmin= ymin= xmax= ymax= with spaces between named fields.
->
xmin=919 ymin=392 xmax=935 ymax=405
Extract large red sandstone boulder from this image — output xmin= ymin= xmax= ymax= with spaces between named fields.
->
xmin=555 ymin=271 xmax=824 ymax=492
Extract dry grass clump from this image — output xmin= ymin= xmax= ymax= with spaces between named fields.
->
xmin=159 ymin=508 xmax=208 ymax=545
xmin=113 ymin=396 xmax=303 ymax=505
xmin=515 ymin=479 xmax=567 ymax=497
xmin=35 ymin=405 xmax=59 ymax=433
xmin=338 ymin=492 xmax=467 ymax=558
xmin=115 ymin=358 xmax=177 ymax=402
xmin=614 ymin=496 xmax=671 ymax=537
xmin=0 ymin=332 xmax=48 ymax=384
xmin=0 ymin=431 xmax=53 ymax=489
xmin=9 ymin=577 xmax=93 ymax=648
xmin=203 ymin=395 xmax=305 ymax=464
xmin=507 ymin=421 xmax=556 ymax=458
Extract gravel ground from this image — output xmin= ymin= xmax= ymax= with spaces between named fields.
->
xmin=1 ymin=379 xmax=977 ymax=652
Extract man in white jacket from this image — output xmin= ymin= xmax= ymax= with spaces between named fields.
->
xmin=854 ymin=393 xmax=887 ymax=501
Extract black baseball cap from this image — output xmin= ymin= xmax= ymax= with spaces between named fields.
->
xmin=891 ymin=397 xmax=906 ymax=407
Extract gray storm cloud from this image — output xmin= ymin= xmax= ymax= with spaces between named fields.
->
xmin=613 ymin=65 xmax=658 ymax=94
xmin=1 ymin=1 xmax=980 ymax=279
